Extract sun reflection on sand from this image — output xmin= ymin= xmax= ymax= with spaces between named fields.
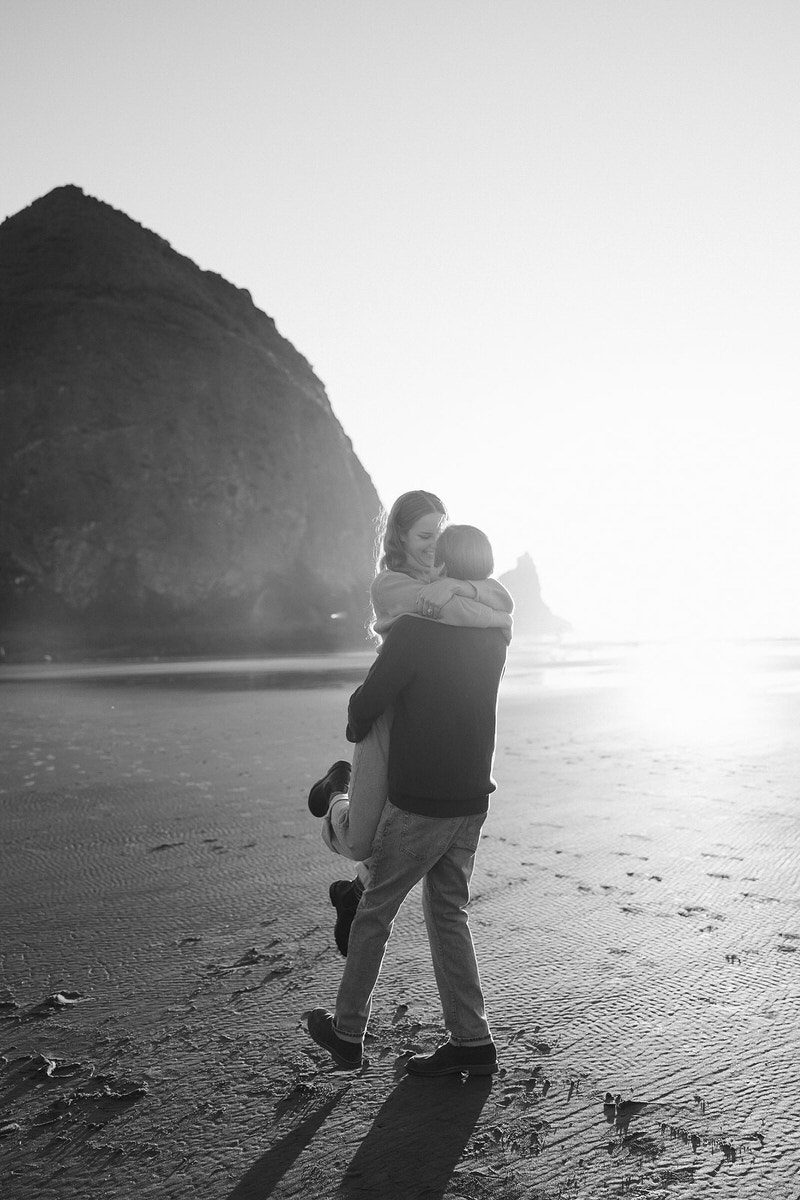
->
xmin=624 ymin=640 xmax=768 ymax=745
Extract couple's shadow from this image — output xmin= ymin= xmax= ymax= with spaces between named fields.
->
xmin=227 ymin=1071 xmax=492 ymax=1200
xmin=339 ymin=1072 xmax=492 ymax=1198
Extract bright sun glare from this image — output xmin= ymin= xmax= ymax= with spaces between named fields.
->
xmin=625 ymin=640 xmax=767 ymax=746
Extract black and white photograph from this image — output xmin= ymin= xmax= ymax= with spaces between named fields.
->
xmin=1 ymin=3 xmax=798 ymax=1197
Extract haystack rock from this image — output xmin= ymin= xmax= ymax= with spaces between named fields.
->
xmin=499 ymin=553 xmax=571 ymax=637
xmin=0 ymin=186 xmax=381 ymax=659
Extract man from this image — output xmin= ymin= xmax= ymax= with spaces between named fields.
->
xmin=305 ymin=607 xmax=507 ymax=1078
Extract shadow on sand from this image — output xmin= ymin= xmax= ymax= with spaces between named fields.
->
xmin=226 ymin=1073 xmax=492 ymax=1200
xmin=226 ymin=1087 xmax=349 ymax=1200
xmin=338 ymin=1073 xmax=493 ymax=1199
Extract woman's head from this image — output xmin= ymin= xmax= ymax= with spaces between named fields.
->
xmin=434 ymin=524 xmax=494 ymax=582
xmin=378 ymin=490 xmax=448 ymax=576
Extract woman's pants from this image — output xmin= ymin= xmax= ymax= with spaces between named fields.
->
xmin=333 ymin=801 xmax=492 ymax=1046
xmin=322 ymin=711 xmax=391 ymax=863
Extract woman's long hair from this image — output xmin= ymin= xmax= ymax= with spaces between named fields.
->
xmin=375 ymin=490 xmax=448 ymax=575
xmin=434 ymin=524 xmax=494 ymax=582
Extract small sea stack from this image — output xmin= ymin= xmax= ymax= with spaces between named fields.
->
xmin=499 ymin=553 xmax=571 ymax=637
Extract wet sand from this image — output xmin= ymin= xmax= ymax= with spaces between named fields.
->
xmin=1 ymin=646 xmax=798 ymax=1198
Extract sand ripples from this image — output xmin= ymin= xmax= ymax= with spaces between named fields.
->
xmin=1 ymin=667 xmax=798 ymax=1197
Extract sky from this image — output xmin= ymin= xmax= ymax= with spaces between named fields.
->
xmin=3 ymin=0 xmax=799 ymax=640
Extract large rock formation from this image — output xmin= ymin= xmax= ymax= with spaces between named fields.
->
xmin=499 ymin=553 xmax=571 ymax=638
xmin=0 ymin=186 xmax=381 ymax=659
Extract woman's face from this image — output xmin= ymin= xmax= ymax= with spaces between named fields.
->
xmin=402 ymin=512 xmax=445 ymax=575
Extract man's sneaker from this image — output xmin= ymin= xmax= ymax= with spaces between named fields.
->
xmin=306 ymin=1008 xmax=363 ymax=1070
xmin=405 ymin=1039 xmax=498 ymax=1077
xmin=308 ymin=760 xmax=351 ymax=817
xmin=329 ymin=877 xmax=364 ymax=957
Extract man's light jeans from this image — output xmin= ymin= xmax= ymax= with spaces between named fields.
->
xmin=333 ymin=800 xmax=493 ymax=1047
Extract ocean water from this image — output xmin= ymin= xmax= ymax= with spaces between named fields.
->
xmin=3 ymin=637 xmax=799 ymax=687
xmin=4 ymin=636 xmax=797 ymax=754
xmin=505 ymin=635 xmax=800 ymax=687
xmin=503 ymin=636 xmax=800 ymax=749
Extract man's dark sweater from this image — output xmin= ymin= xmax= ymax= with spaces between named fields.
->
xmin=346 ymin=616 xmax=507 ymax=818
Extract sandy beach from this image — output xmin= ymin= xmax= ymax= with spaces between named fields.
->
xmin=1 ymin=642 xmax=798 ymax=1199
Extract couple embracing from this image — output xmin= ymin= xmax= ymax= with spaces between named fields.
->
xmin=305 ymin=490 xmax=513 ymax=1077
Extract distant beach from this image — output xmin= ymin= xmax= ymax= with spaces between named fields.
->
xmin=1 ymin=640 xmax=798 ymax=1199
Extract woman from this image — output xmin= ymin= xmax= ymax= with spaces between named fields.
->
xmin=308 ymin=491 xmax=513 ymax=951
xmin=369 ymin=491 xmax=513 ymax=640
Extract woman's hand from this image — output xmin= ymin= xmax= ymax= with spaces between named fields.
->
xmin=416 ymin=577 xmax=474 ymax=618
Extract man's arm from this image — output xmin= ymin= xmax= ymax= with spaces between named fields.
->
xmin=346 ymin=619 xmax=416 ymax=742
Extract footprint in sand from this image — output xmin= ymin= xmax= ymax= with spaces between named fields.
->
xmin=31 ymin=1075 xmax=149 ymax=1131
xmin=208 ymin=947 xmax=266 ymax=974
xmin=603 ymin=1092 xmax=647 ymax=1136
xmin=16 ymin=992 xmax=88 ymax=1021
xmin=35 ymin=1055 xmax=86 ymax=1078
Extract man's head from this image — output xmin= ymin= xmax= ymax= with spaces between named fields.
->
xmin=435 ymin=525 xmax=494 ymax=581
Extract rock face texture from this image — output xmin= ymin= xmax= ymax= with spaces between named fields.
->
xmin=0 ymin=186 xmax=381 ymax=658
xmin=499 ymin=553 xmax=571 ymax=638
